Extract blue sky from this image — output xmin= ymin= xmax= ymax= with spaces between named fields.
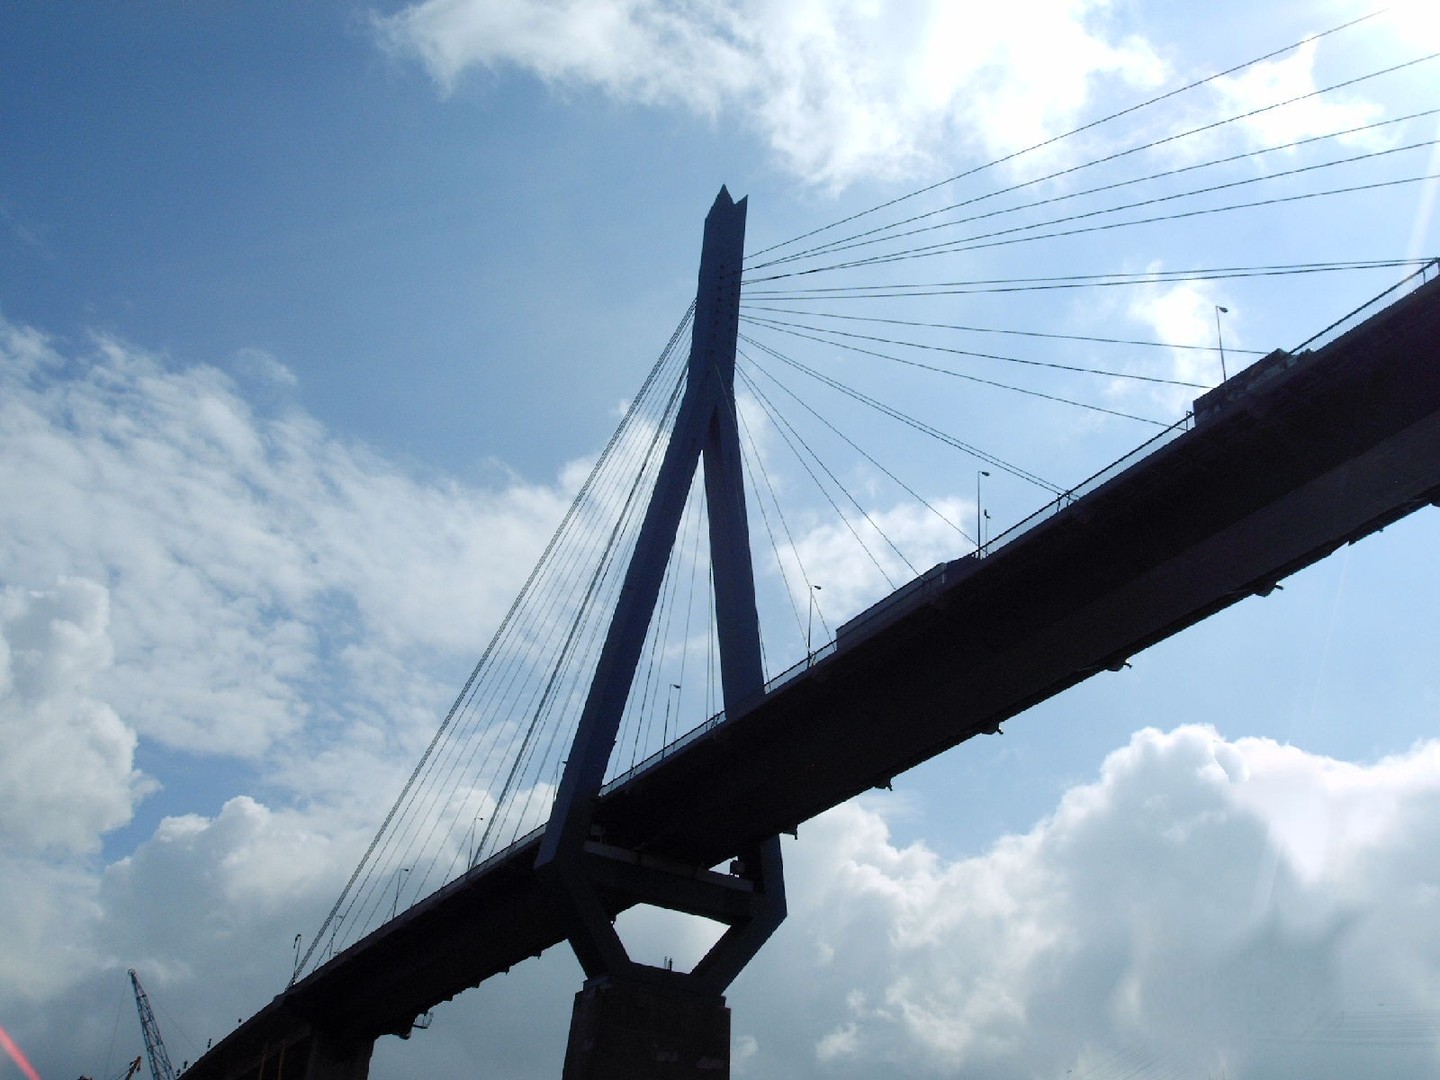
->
xmin=3 ymin=2 xmax=1440 ymax=1078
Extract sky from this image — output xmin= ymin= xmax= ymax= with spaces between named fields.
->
xmin=3 ymin=2 xmax=1440 ymax=1078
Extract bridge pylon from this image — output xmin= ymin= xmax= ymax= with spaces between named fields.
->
xmin=536 ymin=187 xmax=785 ymax=1078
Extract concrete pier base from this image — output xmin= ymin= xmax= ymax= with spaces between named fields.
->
xmin=561 ymin=977 xmax=730 ymax=1080
xmin=302 ymin=1031 xmax=374 ymax=1080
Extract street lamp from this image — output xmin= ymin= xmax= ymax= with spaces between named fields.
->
xmin=664 ymin=682 xmax=681 ymax=744
xmin=1215 ymin=305 xmax=1230 ymax=381
xmin=976 ymin=470 xmax=990 ymax=554
xmin=391 ymin=866 xmax=410 ymax=919
xmin=467 ymin=806 xmax=486 ymax=865
xmin=807 ymin=584 xmax=823 ymax=658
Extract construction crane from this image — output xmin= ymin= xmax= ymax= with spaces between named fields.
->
xmin=77 ymin=1053 xmax=143 ymax=1080
xmin=128 ymin=970 xmax=178 ymax=1080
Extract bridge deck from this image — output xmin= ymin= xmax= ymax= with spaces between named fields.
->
xmin=188 ymin=274 xmax=1440 ymax=1077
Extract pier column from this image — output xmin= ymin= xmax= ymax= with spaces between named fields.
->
xmin=301 ymin=1032 xmax=373 ymax=1080
xmin=562 ymin=976 xmax=730 ymax=1080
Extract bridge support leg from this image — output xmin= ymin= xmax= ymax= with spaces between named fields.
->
xmin=562 ymin=976 xmax=729 ymax=1080
xmin=301 ymin=1031 xmax=373 ymax=1080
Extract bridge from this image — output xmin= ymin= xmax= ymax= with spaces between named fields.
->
xmin=183 ymin=186 xmax=1440 ymax=1079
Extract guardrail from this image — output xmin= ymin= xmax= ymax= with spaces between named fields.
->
xmin=1291 ymin=259 xmax=1438 ymax=355
xmin=976 ymin=411 xmax=1196 ymax=560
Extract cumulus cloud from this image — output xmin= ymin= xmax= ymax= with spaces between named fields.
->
xmin=0 ymin=317 xmax=574 ymax=758
xmin=97 ymin=796 xmax=371 ymax=992
xmin=0 ymin=855 xmax=104 ymax=1005
xmin=0 ymin=579 xmax=150 ymax=855
xmin=1383 ymin=1 xmax=1440 ymax=50
xmin=0 ymin=794 xmax=377 ymax=1070
xmin=13 ymin=706 xmax=1440 ymax=1079
xmin=375 ymin=0 xmax=1166 ymax=189
xmin=732 ymin=726 xmax=1440 ymax=1079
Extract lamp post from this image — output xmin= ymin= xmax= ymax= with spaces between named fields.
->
xmin=391 ymin=866 xmax=410 ymax=919
xmin=664 ymin=682 xmax=680 ymax=745
xmin=1215 ymin=305 xmax=1230 ymax=381
xmin=467 ymin=807 xmax=486 ymax=865
xmin=807 ymin=584 xmax=823 ymax=658
xmin=976 ymin=470 xmax=990 ymax=554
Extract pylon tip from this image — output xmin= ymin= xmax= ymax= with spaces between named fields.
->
xmin=711 ymin=185 xmax=747 ymax=216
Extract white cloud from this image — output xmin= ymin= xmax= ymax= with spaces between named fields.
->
xmin=1381 ymin=1 xmax=1440 ymax=52
xmin=732 ymin=726 xmax=1440 ymax=1079
xmin=1121 ymin=270 xmax=1231 ymax=412
xmin=1209 ymin=40 xmax=1387 ymax=154
xmin=376 ymin=0 xmax=1166 ymax=189
xmin=0 ymin=579 xmax=152 ymax=855
xmin=0 ymin=855 xmax=103 ymax=1005
xmin=97 ymin=796 xmax=369 ymax=984
xmin=0 ymin=794 xmax=379 ymax=1071
xmin=379 ymin=0 xmax=752 ymax=109
xmin=13 ymin=708 xmax=1440 ymax=1078
xmin=0 ymin=317 xmax=575 ymax=758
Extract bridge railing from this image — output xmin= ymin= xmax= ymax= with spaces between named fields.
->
xmin=1290 ymin=260 xmax=1438 ymax=355
xmin=600 ymin=701 xmax=735 ymax=796
xmin=977 ymin=410 xmax=1197 ymax=560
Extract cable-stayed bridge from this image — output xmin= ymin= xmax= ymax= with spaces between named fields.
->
xmin=183 ymin=20 xmax=1440 ymax=1078
xmin=183 ymin=199 xmax=1440 ymax=1079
